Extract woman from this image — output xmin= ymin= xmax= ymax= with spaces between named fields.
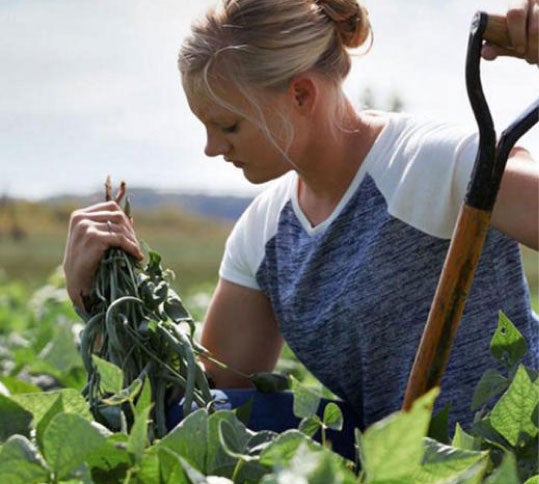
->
xmin=64 ymin=0 xmax=538 ymax=441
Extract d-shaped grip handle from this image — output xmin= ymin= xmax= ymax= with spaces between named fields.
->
xmin=484 ymin=14 xmax=511 ymax=48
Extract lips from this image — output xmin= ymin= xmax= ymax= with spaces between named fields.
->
xmin=225 ymin=158 xmax=245 ymax=168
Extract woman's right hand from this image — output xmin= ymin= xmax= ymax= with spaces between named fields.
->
xmin=62 ymin=201 xmax=144 ymax=310
xmin=482 ymin=0 xmax=538 ymax=65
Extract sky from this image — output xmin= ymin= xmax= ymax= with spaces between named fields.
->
xmin=1 ymin=0 xmax=537 ymax=200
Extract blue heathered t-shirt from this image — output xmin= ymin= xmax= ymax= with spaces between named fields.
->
xmin=219 ymin=112 xmax=539 ymax=431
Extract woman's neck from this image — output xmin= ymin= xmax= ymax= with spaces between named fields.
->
xmin=296 ymin=110 xmax=387 ymax=227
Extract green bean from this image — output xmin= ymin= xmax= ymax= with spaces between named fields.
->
xmin=78 ymin=180 xmax=216 ymax=441
xmin=175 ymin=330 xmax=196 ymax=417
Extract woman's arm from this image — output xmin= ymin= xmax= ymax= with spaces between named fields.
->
xmin=200 ymin=278 xmax=284 ymax=388
xmin=485 ymin=1 xmax=538 ymax=249
xmin=491 ymin=148 xmax=539 ymax=250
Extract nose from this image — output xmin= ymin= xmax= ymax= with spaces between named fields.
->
xmin=204 ymin=129 xmax=230 ymax=158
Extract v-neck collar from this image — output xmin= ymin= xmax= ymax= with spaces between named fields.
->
xmin=290 ymin=116 xmax=396 ymax=236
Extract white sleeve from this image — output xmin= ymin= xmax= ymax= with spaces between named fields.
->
xmin=218 ymin=174 xmax=294 ymax=290
xmin=369 ymin=117 xmax=478 ymax=239
xmin=218 ymin=201 xmax=264 ymax=290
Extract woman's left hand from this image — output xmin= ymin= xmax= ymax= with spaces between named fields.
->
xmin=482 ymin=0 xmax=538 ymax=65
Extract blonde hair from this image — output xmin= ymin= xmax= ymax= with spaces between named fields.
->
xmin=179 ymin=0 xmax=371 ymax=153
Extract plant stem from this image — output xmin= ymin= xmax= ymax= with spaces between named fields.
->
xmin=232 ymin=458 xmax=245 ymax=483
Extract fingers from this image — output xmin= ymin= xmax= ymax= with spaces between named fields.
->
xmin=482 ymin=0 xmax=538 ymax=64
xmin=63 ymin=202 xmax=145 ymax=307
xmin=527 ymin=0 xmax=539 ymax=62
xmin=68 ymin=204 xmax=144 ymax=261
xmin=507 ymin=0 xmax=530 ymax=56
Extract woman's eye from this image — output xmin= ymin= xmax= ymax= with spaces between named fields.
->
xmin=222 ymin=123 xmax=238 ymax=134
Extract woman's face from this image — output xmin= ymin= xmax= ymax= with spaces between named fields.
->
xmin=184 ymin=79 xmax=294 ymax=184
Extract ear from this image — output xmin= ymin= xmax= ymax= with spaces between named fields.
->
xmin=288 ymin=76 xmax=317 ymax=114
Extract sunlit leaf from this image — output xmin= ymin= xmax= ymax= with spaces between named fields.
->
xmin=322 ymin=402 xmax=343 ymax=432
xmin=471 ymin=369 xmax=508 ymax=411
xmin=42 ymin=413 xmax=106 ymax=480
xmin=0 ymin=435 xmax=49 ymax=484
xmin=490 ymin=312 xmax=527 ymax=369
xmin=291 ymin=377 xmax=321 ymax=419
xmin=357 ymin=388 xmax=438 ymax=481
xmin=484 ymin=452 xmax=520 ymax=484
xmin=127 ymin=404 xmax=152 ymax=464
xmin=490 ymin=365 xmax=538 ymax=446
xmin=0 ymin=394 xmax=33 ymax=441
xmin=92 ymin=355 xmax=123 ymax=395
xmin=299 ymin=416 xmax=320 ymax=438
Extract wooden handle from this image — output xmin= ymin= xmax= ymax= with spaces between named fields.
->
xmin=402 ymin=204 xmax=492 ymax=411
xmin=484 ymin=14 xmax=511 ymax=48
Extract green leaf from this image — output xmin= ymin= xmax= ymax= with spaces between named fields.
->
xmin=356 ymin=387 xmax=438 ymax=481
xmin=452 ymin=422 xmax=477 ymax=451
xmin=85 ymin=432 xmax=131 ymax=477
xmin=245 ymin=431 xmax=278 ymax=456
xmin=250 ymin=372 xmax=290 ymax=393
xmin=35 ymin=393 xmax=64 ymax=453
xmin=259 ymin=430 xmax=321 ymax=467
xmin=219 ymin=419 xmax=255 ymax=462
xmin=413 ymin=437 xmax=488 ymax=482
xmin=490 ymin=311 xmax=527 ymax=369
xmin=0 ymin=376 xmax=41 ymax=395
xmin=471 ymin=369 xmax=509 ymax=411
xmin=176 ymin=454 xmax=234 ymax=484
xmin=92 ymin=355 xmax=123 ymax=394
xmin=42 ymin=413 xmax=106 ymax=480
xmin=291 ymin=377 xmax=321 ymax=419
xmin=157 ymin=446 xmax=189 ymax=483
xmin=102 ymin=377 xmax=143 ymax=405
xmin=61 ymin=462 xmax=94 ymax=483
xmin=484 ymin=452 xmax=520 ymax=484
xmin=490 ymin=365 xmax=539 ymax=446
xmin=322 ymin=402 xmax=343 ymax=431
xmin=207 ymin=410 xmax=250 ymax=475
xmin=34 ymin=320 xmax=82 ymax=375
xmin=134 ymin=377 xmax=152 ymax=417
xmin=428 ymin=401 xmax=450 ymax=444
xmin=159 ymin=407 xmax=208 ymax=473
xmin=298 ymin=416 xmax=321 ymax=438
xmin=524 ymin=477 xmax=539 ymax=484
xmin=136 ymin=445 xmax=160 ymax=484
xmin=472 ymin=418 xmax=512 ymax=449
xmin=261 ymin=442 xmax=356 ymax=484
xmin=127 ymin=404 xmax=152 ymax=464
xmin=0 ymin=435 xmax=49 ymax=484
xmin=0 ymin=394 xmax=33 ymax=441
xmin=11 ymin=389 xmax=92 ymax=425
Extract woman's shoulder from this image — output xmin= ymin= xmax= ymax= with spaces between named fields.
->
xmin=219 ymin=171 xmax=297 ymax=289
xmin=362 ymin=111 xmax=479 ymax=239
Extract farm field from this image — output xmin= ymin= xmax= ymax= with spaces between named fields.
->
xmin=1 ymin=200 xmax=537 ymax=308
xmin=0 ymin=200 xmax=538 ymax=482
xmin=0 ymin=200 xmax=231 ymax=295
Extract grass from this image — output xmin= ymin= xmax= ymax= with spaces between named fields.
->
xmin=0 ymin=199 xmax=537 ymax=312
xmin=0 ymin=201 xmax=231 ymax=294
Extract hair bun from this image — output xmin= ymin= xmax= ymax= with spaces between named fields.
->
xmin=316 ymin=0 xmax=371 ymax=48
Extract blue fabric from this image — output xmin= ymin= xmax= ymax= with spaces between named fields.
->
xmin=166 ymin=389 xmax=362 ymax=461
xmin=256 ymin=175 xmax=539 ymax=432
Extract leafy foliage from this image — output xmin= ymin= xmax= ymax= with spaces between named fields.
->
xmin=0 ymin=279 xmax=537 ymax=482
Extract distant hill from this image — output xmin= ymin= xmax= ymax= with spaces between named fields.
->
xmin=45 ymin=188 xmax=255 ymax=222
